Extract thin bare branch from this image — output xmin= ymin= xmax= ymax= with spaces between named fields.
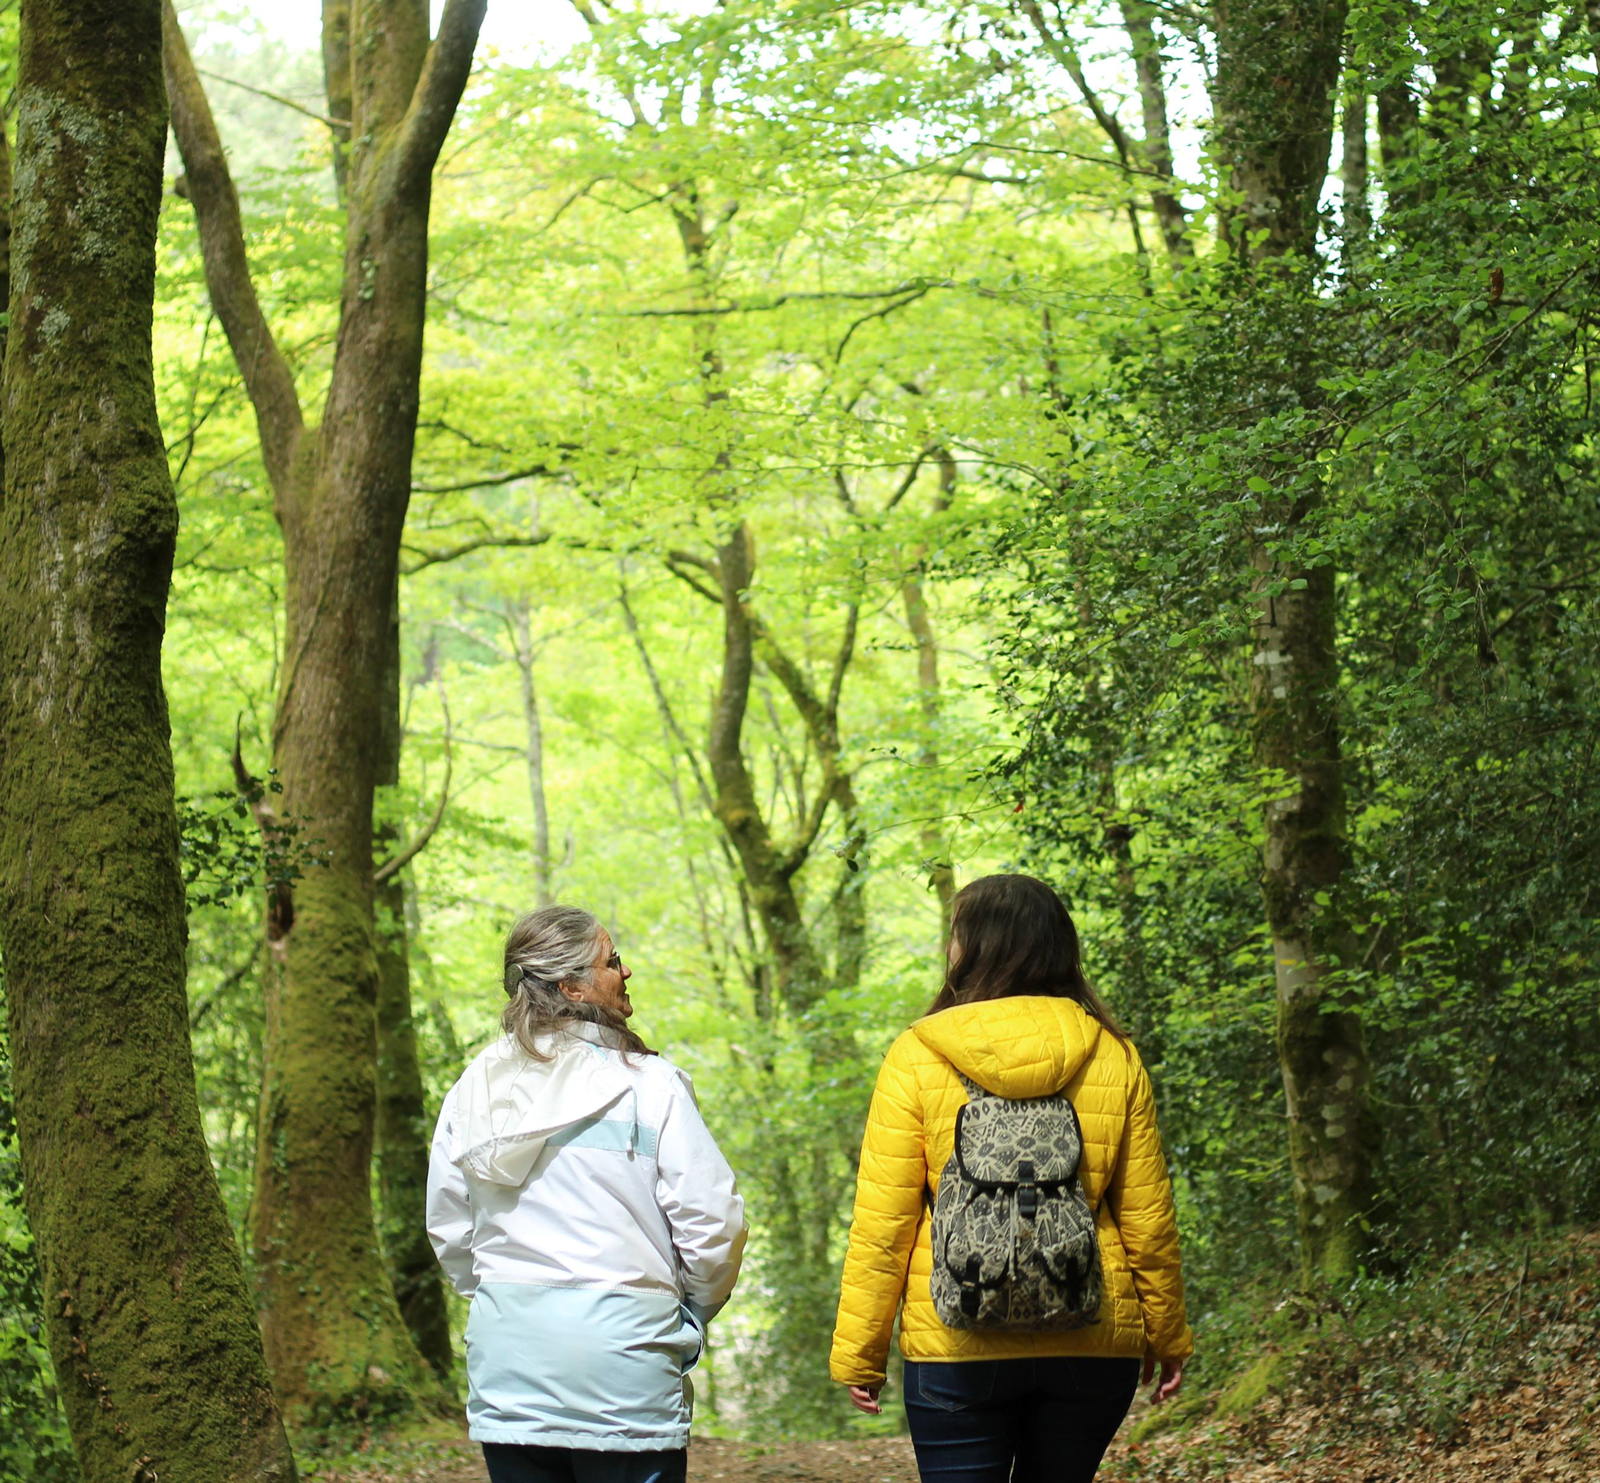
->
xmin=374 ymin=688 xmax=454 ymax=883
xmin=162 ymin=0 xmax=304 ymax=492
xmin=410 ymin=462 xmax=564 ymax=495
xmin=195 ymin=66 xmax=349 ymax=130
xmin=401 ymin=532 xmax=551 ymax=574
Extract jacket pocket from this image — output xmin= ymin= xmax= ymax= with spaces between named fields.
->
xmin=677 ymin=1302 xmax=707 ymax=1373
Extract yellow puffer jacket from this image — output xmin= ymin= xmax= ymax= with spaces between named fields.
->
xmin=830 ymin=996 xmax=1193 ymax=1385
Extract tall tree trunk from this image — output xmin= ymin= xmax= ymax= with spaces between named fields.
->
xmin=900 ymin=452 xmax=957 ymax=945
xmin=511 ymin=598 xmax=555 ymax=906
xmin=1117 ymin=0 xmax=1192 ymax=262
xmin=1211 ymin=0 xmax=1378 ymax=1283
xmin=706 ymin=524 xmax=829 ymax=1005
xmin=163 ymin=0 xmax=486 ymax=1422
xmin=373 ymin=588 xmax=453 ymax=1381
xmin=1341 ymin=80 xmax=1370 ymax=266
xmin=0 ymin=5 xmax=296 ymax=1478
xmin=374 ymin=864 xmax=454 ymax=1381
xmin=901 ymin=574 xmax=956 ymax=945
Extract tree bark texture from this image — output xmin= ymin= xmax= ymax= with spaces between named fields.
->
xmin=900 ymin=453 xmax=957 ymax=946
xmin=668 ymin=193 xmax=861 ymax=1012
xmin=1210 ymin=0 xmax=1378 ymax=1282
xmin=511 ymin=599 xmax=555 ymax=907
xmin=1341 ymin=83 xmax=1369 ymax=262
xmin=0 ymin=5 xmax=297 ymax=1479
xmin=1211 ymin=0 xmax=1348 ymax=260
xmin=373 ymin=864 xmax=453 ymax=1381
xmin=1117 ymin=0 xmax=1192 ymax=261
xmin=163 ymin=0 xmax=486 ymax=1422
xmin=707 ymin=524 xmax=828 ymax=1004
xmin=373 ymin=590 xmax=453 ymax=1381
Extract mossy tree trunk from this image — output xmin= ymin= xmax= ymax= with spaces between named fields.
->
xmin=373 ymin=864 xmax=452 ymax=1381
xmin=1211 ymin=0 xmax=1379 ymax=1283
xmin=161 ymin=0 xmax=486 ymax=1424
xmin=0 ymin=4 xmax=297 ymax=1478
xmin=373 ymin=593 xmax=453 ymax=1381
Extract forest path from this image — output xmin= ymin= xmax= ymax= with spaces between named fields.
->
xmin=319 ymin=1435 xmax=920 ymax=1483
xmin=324 ymin=1238 xmax=1599 ymax=1483
xmin=318 ymin=1380 xmax=1597 ymax=1483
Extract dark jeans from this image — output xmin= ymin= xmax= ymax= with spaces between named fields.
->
xmin=481 ymin=1442 xmax=688 ymax=1483
xmin=902 ymin=1357 xmax=1140 ymax=1483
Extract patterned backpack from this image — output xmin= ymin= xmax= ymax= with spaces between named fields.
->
xmin=927 ymin=1074 xmax=1103 ymax=1330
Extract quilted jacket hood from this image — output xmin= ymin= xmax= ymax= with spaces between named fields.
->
xmin=911 ymin=996 xmax=1103 ymax=1098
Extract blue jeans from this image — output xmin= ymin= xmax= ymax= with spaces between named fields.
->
xmin=902 ymin=1357 xmax=1140 ymax=1483
xmin=481 ymin=1443 xmax=687 ymax=1483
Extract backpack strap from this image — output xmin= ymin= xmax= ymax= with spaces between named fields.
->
xmin=926 ymin=1074 xmax=986 ymax=1212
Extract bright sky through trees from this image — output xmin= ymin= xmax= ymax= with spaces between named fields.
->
xmin=251 ymin=0 xmax=584 ymax=60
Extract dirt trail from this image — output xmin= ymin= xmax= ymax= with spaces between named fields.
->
xmin=322 ymin=1232 xmax=1599 ymax=1482
xmin=317 ymin=1435 xmax=919 ymax=1483
xmin=321 ymin=1384 xmax=1598 ymax=1483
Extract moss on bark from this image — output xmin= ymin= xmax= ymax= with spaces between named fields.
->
xmin=370 ymin=598 xmax=454 ymax=1383
xmin=162 ymin=0 xmax=485 ymax=1426
xmin=374 ymin=867 xmax=454 ymax=1381
xmin=1210 ymin=0 xmax=1379 ymax=1283
xmin=0 ymin=6 xmax=297 ymax=1479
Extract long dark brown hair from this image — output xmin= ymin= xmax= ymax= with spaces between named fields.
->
xmin=925 ymin=873 xmax=1126 ymax=1040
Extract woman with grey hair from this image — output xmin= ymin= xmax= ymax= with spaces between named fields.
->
xmin=427 ymin=905 xmax=746 ymax=1483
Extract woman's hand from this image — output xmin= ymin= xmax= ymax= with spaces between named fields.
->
xmin=1141 ymin=1353 xmax=1185 ymax=1404
xmin=845 ymin=1383 xmax=882 ymax=1415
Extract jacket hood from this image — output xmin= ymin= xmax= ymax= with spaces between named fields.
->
xmin=911 ymin=996 xmax=1103 ymax=1097
xmin=448 ymin=1027 xmax=633 ymax=1187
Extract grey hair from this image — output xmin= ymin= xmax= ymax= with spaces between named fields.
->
xmin=501 ymin=904 xmax=648 ymax=1060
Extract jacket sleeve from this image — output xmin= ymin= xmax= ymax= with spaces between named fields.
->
xmin=829 ymin=1035 xmax=925 ymax=1387
xmin=425 ymin=1091 xmax=478 ymax=1298
xmin=1106 ymin=1056 xmax=1194 ymax=1361
xmin=655 ymin=1068 xmax=747 ymax=1324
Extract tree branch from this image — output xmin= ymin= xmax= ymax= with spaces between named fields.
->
xmin=617 ymin=582 xmax=720 ymax=821
xmin=410 ymin=461 xmax=564 ymax=495
xmin=195 ymin=66 xmax=349 ymax=130
xmin=374 ymin=690 xmax=454 ymax=883
xmin=401 ymin=531 xmax=551 ymax=575
xmin=665 ymin=551 xmax=724 ymax=606
xmin=615 ymin=279 xmax=976 ymax=318
xmin=833 ymin=286 xmax=931 ymax=364
xmin=748 ymin=607 xmax=859 ymax=880
xmin=321 ymin=0 xmax=354 ymax=196
xmin=395 ymin=0 xmax=489 ymax=195
xmin=189 ymin=944 xmax=264 ymax=1032
xmin=1020 ymin=0 xmax=1133 ymax=162
xmin=1118 ymin=0 xmax=1192 ymax=260
xmin=1018 ymin=0 xmax=1155 ymax=268
xmin=162 ymin=0 xmax=304 ymax=493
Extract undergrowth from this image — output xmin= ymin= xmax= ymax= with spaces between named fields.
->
xmin=1112 ymin=1225 xmax=1600 ymax=1481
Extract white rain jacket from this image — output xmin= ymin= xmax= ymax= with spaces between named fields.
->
xmin=426 ymin=1023 xmax=746 ymax=1451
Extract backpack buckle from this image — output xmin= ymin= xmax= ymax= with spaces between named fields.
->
xmin=1017 ymin=1160 xmax=1039 ymax=1221
xmin=960 ymin=1254 xmax=982 ymax=1317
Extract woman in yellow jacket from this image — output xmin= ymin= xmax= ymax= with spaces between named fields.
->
xmin=831 ymin=874 xmax=1193 ymax=1482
